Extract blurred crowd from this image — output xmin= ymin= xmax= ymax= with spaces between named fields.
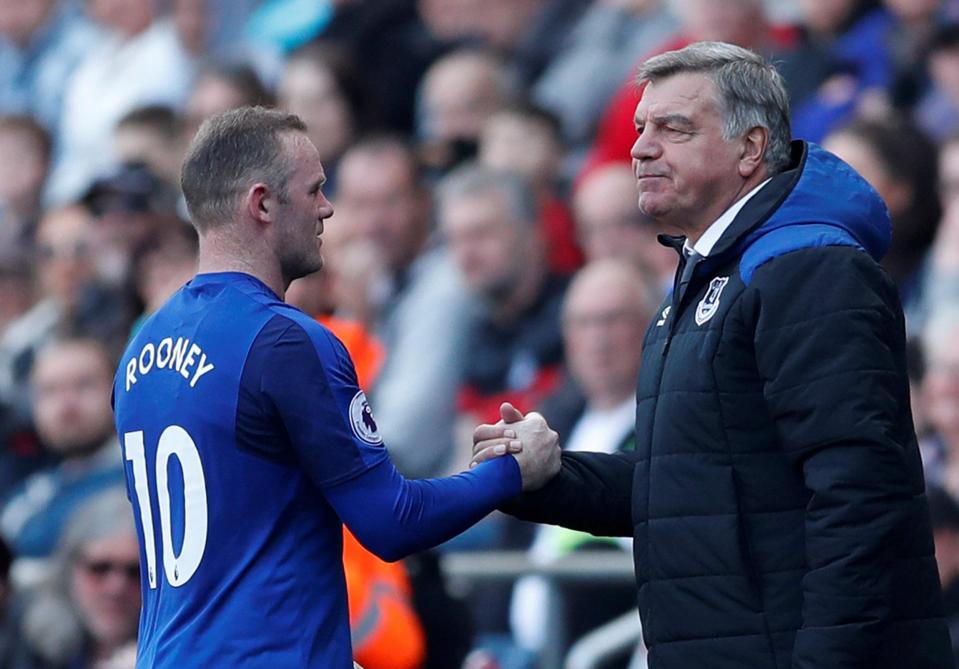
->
xmin=6 ymin=0 xmax=959 ymax=667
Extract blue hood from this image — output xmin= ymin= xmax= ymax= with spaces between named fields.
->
xmin=737 ymin=142 xmax=892 ymax=285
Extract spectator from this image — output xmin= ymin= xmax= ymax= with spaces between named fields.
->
xmin=479 ymin=103 xmax=584 ymax=274
xmin=47 ymin=0 xmax=195 ymax=204
xmin=532 ymin=0 xmax=679 ymax=150
xmin=438 ymin=163 xmax=566 ymax=458
xmin=183 ymin=61 xmax=272 ymax=140
xmin=129 ymin=224 xmax=198 ymax=337
xmin=784 ymin=0 xmax=879 ymax=109
xmin=0 ymin=206 xmax=128 ymax=428
xmin=927 ymin=484 xmax=959 ymax=666
xmin=335 ymin=137 xmax=471 ymax=478
xmin=0 ymin=254 xmax=44 ymax=510
xmin=278 ymin=43 xmax=363 ymax=191
xmin=419 ymin=48 xmax=515 ymax=178
xmin=315 ymin=0 xmax=448 ymax=134
xmin=458 ymin=0 xmax=590 ymax=86
xmin=572 ymin=163 xmax=676 ymax=294
xmin=917 ymin=25 xmax=959 ymax=141
xmin=882 ymin=0 xmax=942 ymax=105
xmin=19 ymin=487 xmax=139 ymax=669
xmin=921 ymin=308 xmax=959 ymax=491
xmin=0 ymin=0 xmax=103 ymax=129
xmin=511 ymin=259 xmax=655 ymax=664
xmin=0 ymin=114 xmax=51 ymax=256
xmin=823 ymin=115 xmax=940 ymax=297
xmin=0 ymin=339 xmax=124 ymax=563
xmin=792 ymin=0 xmax=943 ymax=141
xmin=113 ymin=106 xmax=185 ymax=193
xmin=83 ymin=162 xmax=181 ymax=299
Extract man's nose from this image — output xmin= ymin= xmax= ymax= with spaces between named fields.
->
xmin=630 ymin=129 xmax=660 ymax=162
xmin=319 ymin=195 xmax=334 ymax=219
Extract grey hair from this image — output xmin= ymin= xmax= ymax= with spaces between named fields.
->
xmin=180 ymin=106 xmax=307 ymax=232
xmin=638 ymin=41 xmax=792 ymax=173
xmin=21 ymin=486 xmax=138 ymax=665
xmin=437 ymin=162 xmax=538 ymax=228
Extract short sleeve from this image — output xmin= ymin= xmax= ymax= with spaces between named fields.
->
xmin=238 ymin=314 xmax=389 ymax=488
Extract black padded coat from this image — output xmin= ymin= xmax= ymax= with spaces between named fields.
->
xmin=504 ymin=142 xmax=952 ymax=669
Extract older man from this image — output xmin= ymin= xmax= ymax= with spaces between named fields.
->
xmin=113 ymin=107 xmax=559 ymax=669
xmin=474 ymin=42 xmax=950 ymax=668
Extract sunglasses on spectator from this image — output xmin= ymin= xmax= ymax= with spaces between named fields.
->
xmin=77 ymin=558 xmax=140 ymax=582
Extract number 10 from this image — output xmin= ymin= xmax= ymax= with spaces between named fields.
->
xmin=124 ymin=426 xmax=209 ymax=589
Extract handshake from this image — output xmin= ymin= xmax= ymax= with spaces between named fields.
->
xmin=470 ymin=402 xmax=562 ymax=492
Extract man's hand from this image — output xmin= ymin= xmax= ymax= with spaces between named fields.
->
xmin=471 ymin=402 xmax=561 ymax=491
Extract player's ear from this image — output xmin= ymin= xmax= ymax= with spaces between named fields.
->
xmin=246 ymin=183 xmax=274 ymax=225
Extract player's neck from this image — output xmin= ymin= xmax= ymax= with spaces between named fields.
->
xmin=196 ymin=236 xmax=286 ymax=299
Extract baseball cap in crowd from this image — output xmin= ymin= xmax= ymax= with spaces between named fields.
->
xmin=82 ymin=162 xmax=172 ymax=217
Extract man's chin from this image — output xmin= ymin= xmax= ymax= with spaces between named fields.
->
xmin=286 ymin=257 xmax=324 ymax=283
xmin=637 ymin=196 xmax=665 ymax=219
xmin=638 ymin=199 xmax=680 ymax=231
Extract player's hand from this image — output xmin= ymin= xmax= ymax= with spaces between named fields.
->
xmin=472 ymin=402 xmax=560 ymax=491
xmin=471 ymin=402 xmax=525 ymax=465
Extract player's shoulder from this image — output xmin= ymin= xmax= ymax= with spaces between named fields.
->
xmin=254 ymin=304 xmax=352 ymax=368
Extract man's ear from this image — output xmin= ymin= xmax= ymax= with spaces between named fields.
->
xmin=245 ymin=183 xmax=273 ymax=224
xmin=739 ymin=126 xmax=769 ymax=178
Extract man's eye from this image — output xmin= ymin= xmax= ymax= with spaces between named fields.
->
xmin=665 ymin=127 xmax=693 ymax=139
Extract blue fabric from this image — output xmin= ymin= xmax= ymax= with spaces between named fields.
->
xmin=327 ymin=456 xmax=521 ymax=562
xmin=244 ymin=0 xmax=334 ymax=53
xmin=790 ymin=9 xmax=894 ymax=142
xmin=236 ymin=312 xmax=389 ymax=482
xmin=113 ymin=272 xmax=522 ymax=669
xmin=739 ymin=143 xmax=891 ymax=285
xmin=832 ymin=9 xmax=894 ymax=90
xmin=2 ymin=459 xmax=124 ymax=558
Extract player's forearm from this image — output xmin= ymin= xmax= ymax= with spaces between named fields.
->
xmin=326 ymin=456 xmax=522 ymax=562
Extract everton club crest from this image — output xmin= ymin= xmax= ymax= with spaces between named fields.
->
xmin=695 ymin=277 xmax=729 ymax=326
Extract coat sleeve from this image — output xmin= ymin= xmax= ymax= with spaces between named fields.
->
xmin=750 ymin=246 xmax=926 ymax=668
xmin=499 ymin=450 xmax=636 ymax=537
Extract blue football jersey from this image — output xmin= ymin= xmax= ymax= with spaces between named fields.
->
xmin=113 ymin=272 xmax=389 ymax=668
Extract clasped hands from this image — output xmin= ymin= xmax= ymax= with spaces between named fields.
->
xmin=470 ymin=402 xmax=561 ymax=491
